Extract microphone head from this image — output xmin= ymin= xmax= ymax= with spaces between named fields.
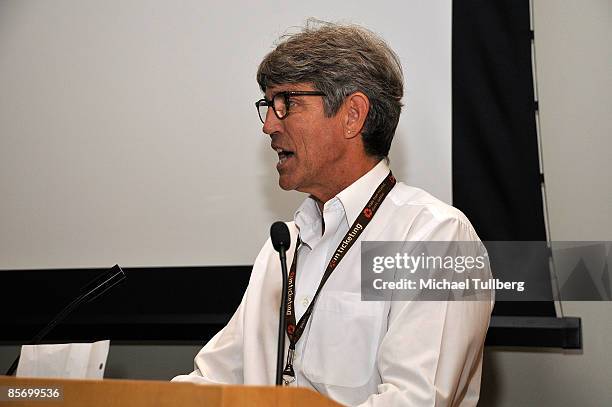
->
xmin=270 ymin=221 xmax=291 ymax=252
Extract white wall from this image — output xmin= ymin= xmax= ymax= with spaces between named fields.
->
xmin=0 ymin=0 xmax=452 ymax=269
xmin=480 ymin=1 xmax=612 ymax=405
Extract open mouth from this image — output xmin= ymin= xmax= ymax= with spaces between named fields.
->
xmin=275 ymin=148 xmax=295 ymax=165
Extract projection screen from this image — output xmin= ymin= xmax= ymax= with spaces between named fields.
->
xmin=0 ymin=0 xmax=452 ymax=268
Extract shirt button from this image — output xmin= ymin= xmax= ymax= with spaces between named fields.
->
xmin=301 ymin=297 xmax=310 ymax=307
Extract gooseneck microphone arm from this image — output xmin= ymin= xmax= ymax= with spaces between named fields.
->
xmin=270 ymin=222 xmax=291 ymax=386
xmin=5 ymin=264 xmax=126 ymax=376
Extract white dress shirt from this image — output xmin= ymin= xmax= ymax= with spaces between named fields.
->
xmin=173 ymin=160 xmax=494 ymax=406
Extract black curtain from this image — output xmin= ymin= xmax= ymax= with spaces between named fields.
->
xmin=452 ymin=0 xmax=555 ymax=316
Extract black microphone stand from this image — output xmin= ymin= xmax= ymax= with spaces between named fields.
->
xmin=276 ymin=245 xmax=289 ymax=386
xmin=270 ymin=221 xmax=291 ymax=386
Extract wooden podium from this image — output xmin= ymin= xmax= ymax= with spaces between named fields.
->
xmin=0 ymin=376 xmax=341 ymax=406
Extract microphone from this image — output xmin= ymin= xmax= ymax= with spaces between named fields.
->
xmin=271 ymin=221 xmax=291 ymax=254
xmin=5 ymin=264 xmax=126 ymax=376
xmin=270 ymin=221 xmax=291 ymax=386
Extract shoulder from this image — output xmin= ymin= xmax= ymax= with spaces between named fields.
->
xmin=387 ymin=182 xmax=481 ymax=241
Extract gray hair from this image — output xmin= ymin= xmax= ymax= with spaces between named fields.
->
xmin=256 ymin=19 xmax=404 ymax=158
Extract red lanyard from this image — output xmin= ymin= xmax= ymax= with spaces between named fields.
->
xmin=282 ymin=171 xmax=396 ymax=385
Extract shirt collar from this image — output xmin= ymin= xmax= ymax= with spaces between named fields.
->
xmin=293 ymin=159 xmax=390 ymax=243
xmin=335 ymin=159 xmax=391 ymax=226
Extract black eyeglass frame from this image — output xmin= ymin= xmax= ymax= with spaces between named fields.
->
xmin=255 ymin=91 xmax=326 ymax=123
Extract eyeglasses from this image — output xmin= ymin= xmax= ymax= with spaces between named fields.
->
xmin=255 ymin=91 xmax=326 ymax=123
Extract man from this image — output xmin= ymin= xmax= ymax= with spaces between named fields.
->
xmin=173 ymin=21 xmax=493 ymax=406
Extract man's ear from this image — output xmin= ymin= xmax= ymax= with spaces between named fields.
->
xmin=344 ymin=92 xmax=370 ymax=139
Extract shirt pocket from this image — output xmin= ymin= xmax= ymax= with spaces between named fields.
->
xmin=302 ymin=291 xmax=384 ymax=387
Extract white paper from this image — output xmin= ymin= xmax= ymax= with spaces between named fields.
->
xmin=16 ymin=340 xmax=110 ymax=379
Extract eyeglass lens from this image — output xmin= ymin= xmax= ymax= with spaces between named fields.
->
xmin=257 ymin=94 xmax=287 ymax=123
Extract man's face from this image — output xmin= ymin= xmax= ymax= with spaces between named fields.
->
xmin=262 ymin=83 xmax=346 ymax=199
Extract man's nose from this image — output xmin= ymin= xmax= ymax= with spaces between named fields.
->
xmin=262 ymin=107 xmax=281 ymax=136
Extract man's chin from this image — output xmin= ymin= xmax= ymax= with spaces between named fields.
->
xmin=278 ymin=179 xmax=295 ymax=191
xmin=278 ymin=175 xmax=300 ymax=192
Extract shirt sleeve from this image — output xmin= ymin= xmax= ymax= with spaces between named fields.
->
xmin=171 ymin=234 xmax=281 ymax=385
xmin=357 ymin=216 xmax=494 ymax=407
